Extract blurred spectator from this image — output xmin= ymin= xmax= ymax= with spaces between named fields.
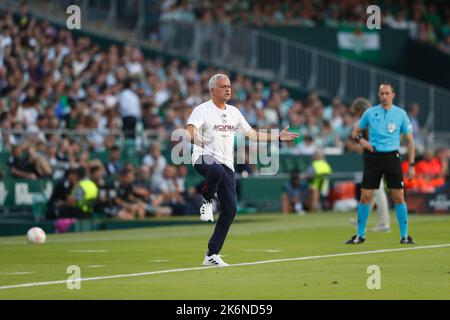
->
xmin=438 ymin=34 xmax=450 ymax=55
xmin=143 ymin=143 xmax=167 ymax=181
xmin=346 ymin=97 xmax=371 ymax=154
xmin=90 ymin=165 xmax=118 ymax=218
xmin=0 ymin=112 xmax=12 ymax=151
xmin=134 ymin=165 xmax=153 ymax=191
xmin=301 ymin=114 xmax=320 ymax=140
xmin=119 ymin=78 xmax=142 ymax=139
xmin=301 ymin=151 xmax=332 ymax=211
xmin=435 ymin=148 xmax=449 ymax=182
xmin=71 ymin=166 xmax=99 ymax=217
xmin=155 ymin=165 xmax=194 ymax=215
xmin=104 ymin=145 xmax=123 ymax=177
xmin=335 ymin=113 xmax=354 ymax=145
xmin=132 ymin=166 xmax=172 ymax=217
xmin=114 ymin=168 xmax=147 ymax=219
xmin=316 ymin=120 xmax=340 ymax=150
xmin=407 ymin=103 xmax=426 ymax=154
xmin=297 ymin=135 xmax=317 ymax=155
xmin=281 ymin=170 xmax=308 ymax=214
xmin=47 ymin=143 xmax=70 ymax=180
xmin=388 ymin=10 xmax=409 ymax=30
xmin=403 ymin=148 xmax=448 ymax=193
xmin=435 ymin=148 xmax=450 ymax=193
xmin=416 ymin=150 xmax=441 ymax=180
xmin=178 ymin=164 xmax=204 ymax=211
xmin=9 ymin=144 xmax=51 ymax=179
xmin=416 ymin=149 xmax=447 ymax=190
xmin=46 ymin=167 xmax=81 ymax=220
xmin=46 ymin=166 xmax=98 ymax=219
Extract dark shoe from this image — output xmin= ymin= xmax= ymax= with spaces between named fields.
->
xmin=400 ymin=235 xmax=416 ymax=244
xmin=345 ymin=235 xmax=366 ymax=244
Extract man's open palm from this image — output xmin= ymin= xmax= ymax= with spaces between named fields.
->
xmin=279 ymin=126 xmax=299 ymax=142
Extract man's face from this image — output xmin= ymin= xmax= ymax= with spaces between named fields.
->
xmin=409 ymin=104 xmax=419 ymax=116
xmin=138 ymin=167 xmax=150 ymax=180
xmin=92 ymin=170 xmax=104 ymax=181
xmin=13 ymin=146 xmax=23 ymax=157
xmin=111 ymin=150 xmax=120 ymax=161
xmin=211 ymin=77 xmax=231 ymax=103
xmin=178 ymin=165 xmax=187 ymax=177
xmin=378 ymin=84 xmax=395 ymax=106
xmin=151 ymin=145 xmax=160 ymax=157
xmin=126 ymin=172 xmax=134 ymax=184
xmin=68 ymin=173 xmax=79 ymax=186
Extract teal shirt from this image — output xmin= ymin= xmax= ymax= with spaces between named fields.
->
xmin=358 ymin=104 xmax=413 ymax=152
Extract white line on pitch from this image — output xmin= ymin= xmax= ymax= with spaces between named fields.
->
xmin=70 ymin=250 xmax=108 ymax=253
xmin=1 ymin=243 xmax=449 ymax=291
xmin=246 ymin=249 xmax=283 ymax=253
xmin=85 ymin=265 xmax=106 ymax=268
xmin=0 ymin=272 xmax=35 ymax=275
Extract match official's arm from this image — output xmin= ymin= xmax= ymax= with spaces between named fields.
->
xmin=246 ymin=126 xmax=299 ymax=142
xmin=351 ymin=127 xmax=374 ymax=152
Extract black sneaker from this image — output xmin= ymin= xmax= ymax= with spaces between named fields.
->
xmin=400 ymin=235 xmax=416 ymax=244
xmin=345 ymin=235 xmax=366 ymax=244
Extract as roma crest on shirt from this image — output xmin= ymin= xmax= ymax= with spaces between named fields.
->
xmin=387 ymin=123 xmax=396 ymax=133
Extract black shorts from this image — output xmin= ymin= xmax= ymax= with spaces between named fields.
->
xmin=361 ymin=150 xmax=404 ymax=189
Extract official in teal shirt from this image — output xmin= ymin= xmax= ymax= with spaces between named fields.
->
xmin=358 ymin=104 xmax=413 ymax=152
xmin=345 ymin=82 xmax=416 ymax=245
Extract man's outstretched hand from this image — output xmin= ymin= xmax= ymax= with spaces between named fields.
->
xmin=279 ymin=126 xmax=299 ymax=142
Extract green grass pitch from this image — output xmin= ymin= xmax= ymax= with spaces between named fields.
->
xmin=0 ymin=212 xmax=449 ymax=299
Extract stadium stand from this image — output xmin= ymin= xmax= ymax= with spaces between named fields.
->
xmin=0 ymin=2 xmax=449 ymax=235
xmin=154 ymin=0 xmax=450 ymax=55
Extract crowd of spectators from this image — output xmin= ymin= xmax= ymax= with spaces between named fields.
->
xmin=156 ymin=0 xmax=450 ymax=55
xmin=0 ymin=6 xmax=399 ymax=164
xmin=402 ymin=148 xmax=450 ymax=194
xmin=0 ymin=5 xmax=448 ymax=221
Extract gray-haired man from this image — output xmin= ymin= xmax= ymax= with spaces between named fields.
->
xmin=186 ymin=74 xmax=298 ymax=266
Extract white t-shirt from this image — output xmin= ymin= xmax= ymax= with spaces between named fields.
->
xmin=187 ymin=100 xmax=252 ymax=171
xmin=142 ymin=154 xmax=167 ymax=179
xmin=119 ymin=89 xmax=141 ymax=118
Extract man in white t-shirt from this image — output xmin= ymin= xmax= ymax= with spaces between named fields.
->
xmin=186 ymin=74 xmax=298 ymax=267
xmin=119 ymin=79 xmax=142 ymax=139
xmin=142 ymin=143 xmax=167 ymax=181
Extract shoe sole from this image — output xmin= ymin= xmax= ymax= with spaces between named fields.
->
xmin=344 ymin=238 xmax=365 ymax=244
xmin=202 ymin=262 xmax=229 ymax=267
xmin=200 ymin=214 xmax=214 ymax=222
